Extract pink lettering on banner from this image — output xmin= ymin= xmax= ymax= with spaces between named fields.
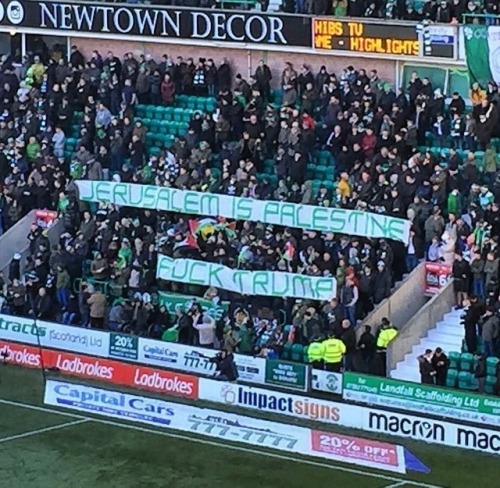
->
xmin=310 ymin=430 xmax=405 ymax=473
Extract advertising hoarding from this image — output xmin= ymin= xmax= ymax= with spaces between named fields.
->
xmin=44 ymin=380 xmax=408 ymax=473
xmin=0 ymin=1 xmax=312 ymax=47
xmin=343 ymin=373 xmax=500 ymax=427
xmin=0 ymin=339 xmax=198 ymax=399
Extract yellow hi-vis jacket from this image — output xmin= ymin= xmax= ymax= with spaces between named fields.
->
xmin=308 ymin=342 xmax=324 ymax=362
xmin=377 ymin=327 xmax=398 ymax=349
xmin=322 ymin=338 xmax=346 ymax=364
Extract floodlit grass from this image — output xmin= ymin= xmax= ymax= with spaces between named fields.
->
xmin=0 ymin=365 xmax=497 ymax=488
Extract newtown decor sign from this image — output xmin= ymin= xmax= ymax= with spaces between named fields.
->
xmin=0 ymin=0 xmax=312 ymax=47
xmin=75 ymin=181 xmax=411 ymax=243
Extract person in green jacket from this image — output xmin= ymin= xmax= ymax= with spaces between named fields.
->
xmin=56 ymin=266 xmax=71 ymax=309
xmin=447 ymin=189 xmax=462 ymax=217
xmin=483 ymin=144 xmax=498 ymax=184
xmin=26 ymin=136 xmax=40 ymax=162
xmin=236 ymin=322 xmax=253 ymax=354
xmin=57 ymin=192 xmax=69 ymax=215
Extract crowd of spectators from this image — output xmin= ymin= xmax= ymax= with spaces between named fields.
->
xmin=0 ymin=44 xmax=499 ymax=374
xmin=142 ymin=0 xmax=498 ymax=23
xmin=87 ymin=0 xmax=496 ymax=23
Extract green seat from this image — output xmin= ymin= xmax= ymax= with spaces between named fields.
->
xmin=159 ymin=121 xmax=168 ymax=135
xmin=206 ymin=99 xmax=217 ymax=112
xmin=177 ymin=94 xmax=188 ymax=108
xmin=154 ymin=106 xmax=165 ymax=118
xmin=449 ymin=351 xmax=460 ymax=369
xmin=149 ymin=147 xmax=161 ymax=157
xmin=173 ymin=108 xmax=184 ymax=122
xmin=145 ymin=107 xmax=155 ymax=119
xmin=281 ymin=343 xmax=292 ymax=361
xmin=316 ymin=165 xmax=328 ymax=178
xmin=135 ymin=104 xmax=147 ymax=117
xmin=446 ymin=368 xmax=458 ymax=388
xmin=290 ymin=344 xmax=304 ymax=363
xmin=458 ymin=371 xmax=476 ymax=390
xmin=485 ymin=375 xmax=497 ymax=394
xmin=186 ymin=96 xmax=197 ymax=110
xmin=164 ymin=135 xmax=175 ymax=148
xmin=460 ymin=352 xmax=474 ymax=371
xmin=182 ymin=109 xmax=194 ymax=122
xmin=195 ymin=97 xmax=207 ymax=110
xmin=324 ymin=181 xmax=334 ymax=191
xmin=486 ymin=357 xmax=499 ymax=376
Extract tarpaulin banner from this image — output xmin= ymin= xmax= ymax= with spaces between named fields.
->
xmin=156 ymin=255 xmax=337 ymax=300
xmin=75 ymin=181 xmax=411 ymax=243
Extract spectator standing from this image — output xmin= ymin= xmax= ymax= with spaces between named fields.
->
xmin=308 ymin=336 xmax=325 ymax=369
xmin=339 ymin=319 xmax=356 ymax=371
xmin=480 ymin=307 xmax=499 ymax=357
xmin=375 ymin=318 xmax=398 ymax=376
xmin=160 ymin=74 xmax=175 ymax=105
xmin=322 ymin=332 xmax=346 ymax=372
xmin=418 ymin=349 xmax=436 ymax=384
xmin=453 ymin=251 xmax=471 ymax=307
xmin=340 ymin=277 xmax=359 ymax=326
xmin=357 ymin=325 xmax=376 ymax=373
xmin=432 ymin=347 xmax=449 ymax=386
xmin=87 ymin=287 xmax=106 ymax=329
xmin=193 ymin=314 xmax=216 ymax=348
xmin=55 ymin=265 xmax=71 ymax=309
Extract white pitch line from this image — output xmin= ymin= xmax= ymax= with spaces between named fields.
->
xmin=384 ymin=482 xmax=407 ymax=488
xmin=0 ymin=418 xmax=88 ymax=444
xmin=0 ymin=397 xmax=442 ymax=488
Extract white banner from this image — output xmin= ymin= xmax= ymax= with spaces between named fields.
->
xmin=44 ymin=380 xmax=407 ymax=473
xmin=363 ymin=409 xmax=500 ymax=456
xmin=0 ymin=315 xmax=109 ymax=357
xmin=198 ymin=378 xmax=359 ymax=426
xmin=311 ymin=370 xmax=343 ymax=395
xmin=138 ymin=338 xmax=266 ymax=384
xmin=75 ymin=180 xmax=410 ymax=243
xmin=156 ymin=256 xmax=336 ymax=300
xmin=199 ymin=378 xmax=500 ymax=456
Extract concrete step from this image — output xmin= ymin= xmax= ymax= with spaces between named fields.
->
xmin=391 ymin=367 xmax=421 ymax=383
xmin=427 ymin=329 xmax=463 ymax=343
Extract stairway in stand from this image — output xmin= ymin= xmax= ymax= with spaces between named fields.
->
xmin=390 ymin=308 xmax=464 ymax=383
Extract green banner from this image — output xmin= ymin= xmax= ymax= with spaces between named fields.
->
xmin=75 ymin=180 xmax=410 ymax=243
xmin=109 ymin=333 xmax=138 ymax=360
xmin=343 ymin=373 xmax=500 ymax=427
xmin=463 ymin=24 xmax=493 ymax=87
xmin=265 ymin=360 xmax=308 ymax=391
xmin=158 ymin=291 xmax=229 ymax=321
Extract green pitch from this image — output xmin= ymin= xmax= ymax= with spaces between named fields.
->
xmin=0 ymin=365 xmax=498 ymax=488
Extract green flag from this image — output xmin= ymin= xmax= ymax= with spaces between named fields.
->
xmin=464 ymin=24 xmax=492 ymax=87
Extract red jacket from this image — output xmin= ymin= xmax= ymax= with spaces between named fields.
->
xmin=161 ymin=80 xmax=175 ymax=104
xmin=362 ymin=132 xmax=376 ymax=158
